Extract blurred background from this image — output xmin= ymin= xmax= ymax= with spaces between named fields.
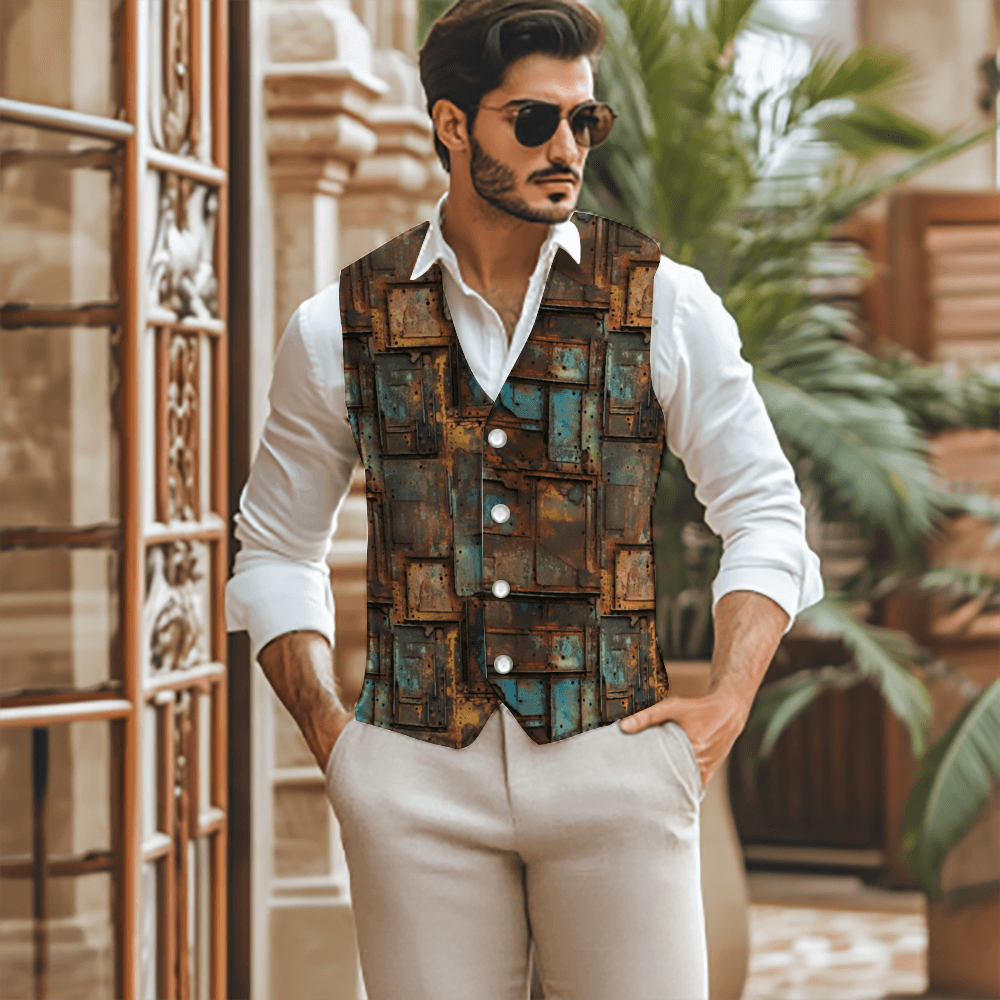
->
xmin=0 ymin=1 xmax=997 ymax=998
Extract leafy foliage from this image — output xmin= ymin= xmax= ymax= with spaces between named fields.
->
xmin=752 ymin=312 xmax=938 ymax=553
xmin=903 ymin=678 xmax=1000 ymax=897
xmin=798 ymin=597 xmax=932 ymax=755
xmin=872 ymin=352 xmax=1000 ymax=433
xmin=739 ymin=595 xmax=932 ymax=778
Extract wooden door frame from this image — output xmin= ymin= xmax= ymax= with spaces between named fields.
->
xmin=226 ymin=0 xmax=252 ymax=996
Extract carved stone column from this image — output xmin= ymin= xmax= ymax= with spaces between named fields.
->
xmin=259 ymin=8 xmax=387 ymax=1000
xmin=264 ymin=1 xmax=386 ymax=342
xmin=339 ymin=47 xmax=448 ymax=264
xmin=351 ymin=0 xmax=418 ymax=57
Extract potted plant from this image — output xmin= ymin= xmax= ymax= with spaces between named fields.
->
xmin=903 ymin=677 xmax=1000 ymax=998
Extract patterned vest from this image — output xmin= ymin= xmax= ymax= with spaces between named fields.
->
xmin=340 ymin=214 xmax=671 ymax=749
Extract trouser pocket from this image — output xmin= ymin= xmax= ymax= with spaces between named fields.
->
xmin=324 ymin=718 xmax=360 ymax=793
xmin=658 ymin=721 xmax=705 ymax=803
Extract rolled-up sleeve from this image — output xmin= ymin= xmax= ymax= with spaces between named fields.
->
xmin=225 ymin=284 xmax=360 ymax=661
xmin=650 ymin=256 xmax=824 ymax=630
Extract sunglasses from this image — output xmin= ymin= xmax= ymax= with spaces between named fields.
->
xmin=474 ymin=99 xmax=617 ymax=149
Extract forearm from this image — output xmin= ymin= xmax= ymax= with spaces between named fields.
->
xmin=258 ymin=629 xmax=351 ymax=769
xmin=708 ymin=589 xmax=789 ymax=731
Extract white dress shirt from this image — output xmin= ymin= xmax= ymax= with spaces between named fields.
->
xmin=226 ymin=195 xmax=823 ymax=662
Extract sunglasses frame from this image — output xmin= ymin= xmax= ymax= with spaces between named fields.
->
xmin=474 ymin=99 xmax=617 ymax=149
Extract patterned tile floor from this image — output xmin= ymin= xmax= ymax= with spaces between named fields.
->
xmin=743 ymin=903 xmax=928 ymax=1000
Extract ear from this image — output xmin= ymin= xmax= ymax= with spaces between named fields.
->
xmin=433 ymin=98 xmax=471 ymax=160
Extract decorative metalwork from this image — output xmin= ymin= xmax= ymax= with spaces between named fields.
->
xmin=148 ymin=173 xmax=219 ymax=320
xmin=173 ymin=687 xmax=193 ymax=1000
xmin=144 ymin=541 xmax=206 ymax=672
xmin=342 ymin=216 xmax=671 ymax=749
xmin=167 ymin=331 xmax=200 ymax=522
xmin=163 ymin=0 xmax=193 ymax=152
xmin=148 ymin=0 xmax=202 ymax=154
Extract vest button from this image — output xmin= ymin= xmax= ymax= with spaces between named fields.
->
xmin=494 ymin=654 xmax=514 ymax=674
xmin=491 ymin=580 xmax=510 ymax=598
xmin=487 ymin=428 xmax=507 ymax=449
xmin=490 ymin=503 xmax=511 ymax=524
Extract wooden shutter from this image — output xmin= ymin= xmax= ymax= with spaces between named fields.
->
xmin=887 ymin=190 xmax=1000 ymax=374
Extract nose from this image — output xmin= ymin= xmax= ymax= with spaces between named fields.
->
xmin=546 ymin=115 xmax=583 ymax=170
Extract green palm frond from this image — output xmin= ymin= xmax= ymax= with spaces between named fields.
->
xmin=708 ymin=0 xmax=757 ymax=54
xmin=739 ymin=593 xmax=933 ymax=780
xmin=614 ymin=0 xmax=754 ymax=255
xmin=741 ymin=663 xmax=861 ymax=774
xmin=751 ymin=316 xmax=939 ymax=549
xmin=792 ymin=44 xmax=913 ymax=105
xmin=903 ymin=678 xmax=1000 ymax=897
xmin=416 ymin=0 xmax=455 ymax=47
xmin=583 ymin=0 xmax=657 ymax=232
xmin=822 ymin=123 xmax=997 ymax=220
xmin=812 ymin=104 xmax=940 ymax=161
xmin=797 ymin=597 xmax=932 ymax=757
xmin=758 ymin=375 xmax=937 ymax=549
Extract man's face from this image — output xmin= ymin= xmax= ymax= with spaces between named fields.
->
xmin=468 ymin=53 xmax=594 ymax=224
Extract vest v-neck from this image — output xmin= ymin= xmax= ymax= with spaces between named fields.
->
xmin=420 ymin=216 xmax=583 ymax=401
xmin=439 ymin=243 xmax=586 ymax=406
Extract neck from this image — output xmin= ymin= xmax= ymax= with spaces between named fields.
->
xmin=439 ymin=185 xmax=551 ymax=292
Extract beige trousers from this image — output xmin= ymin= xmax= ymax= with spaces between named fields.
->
xmin=324 ymin=704 xmax=708 ymax=1000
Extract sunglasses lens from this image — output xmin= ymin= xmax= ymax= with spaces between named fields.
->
xmin=514 ymin=104 xmax=562 ymax=147
xmin=570 ymin=104 xmax=615 ymax=147
xmin=509 ymin=102 xmax=617 ymax=148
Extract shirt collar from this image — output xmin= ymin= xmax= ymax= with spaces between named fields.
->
xmin=410 ymin=192 xmax=582 ymax=282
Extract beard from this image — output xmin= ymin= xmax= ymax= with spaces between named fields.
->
xmin=468 ymin=135 xmax=577 ymax=224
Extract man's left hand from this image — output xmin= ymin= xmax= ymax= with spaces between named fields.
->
xmin=618 ymin=689 xmax=746 ymax=791
xmin=617 ymin=591 xmax=789 ymax=788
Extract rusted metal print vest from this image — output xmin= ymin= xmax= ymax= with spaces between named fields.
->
xmin=340 ymin=214 xmax=671 ymax=748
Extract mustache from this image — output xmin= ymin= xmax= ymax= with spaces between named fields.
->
xmin=528 ymin=164 xmax=581 ymax=183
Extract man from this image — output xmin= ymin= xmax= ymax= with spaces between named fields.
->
xmin=226 ymin=1 xmax=823 ymax=997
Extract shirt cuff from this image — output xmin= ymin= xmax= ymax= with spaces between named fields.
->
xmin=224 ymin=560 xmax=335 ymax=663
xmin=711 ymin=561 xmax=824 ymax=635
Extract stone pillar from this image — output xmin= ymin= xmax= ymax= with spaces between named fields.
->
xmin=260 ymin=7 xmax=388 ymax=1000
xmin=339 ymin=47 xmax=448 ymax=265
xmin=264 ymin=1 xmax=386 ymax=343
xmin=351 ymin=0 xmax=418 ymax=58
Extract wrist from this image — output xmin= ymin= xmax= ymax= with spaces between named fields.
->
xmin=703 ymin=682 xmax=752 ymax=734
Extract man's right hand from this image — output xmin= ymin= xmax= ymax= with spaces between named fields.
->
xmin=257 ymin=630 xmax=355 ymax=772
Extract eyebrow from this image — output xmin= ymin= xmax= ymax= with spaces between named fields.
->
xmin=499 ymin=98 xmax=597 ymax=110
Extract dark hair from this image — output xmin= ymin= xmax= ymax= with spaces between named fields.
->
xmin=419 ymin=0 xmax=605 ymax=171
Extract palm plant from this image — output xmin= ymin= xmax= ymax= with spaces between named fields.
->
xmin=579 ymin=0 xmax=998 ymax=763
xmin=903 ymin=677 xmax=1000 ymax=897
